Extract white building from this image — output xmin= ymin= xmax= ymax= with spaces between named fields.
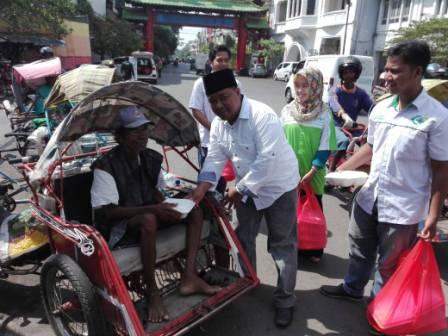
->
xmin=374 ymin=0 xmax=448 ymax=72
xmin=270 ymin=0 xmax=448 ymax=75
xmin=270 ymin=0 xmax=379 ymax=61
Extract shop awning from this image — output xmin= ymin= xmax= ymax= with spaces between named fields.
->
xmin=0 ymin=33 xmax=65 ymax=46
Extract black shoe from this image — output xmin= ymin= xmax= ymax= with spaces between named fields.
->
xmin=320 ymin=284 xmax=362 ymax=302
xmin=274 ymin=307 xmax=294 ymax=328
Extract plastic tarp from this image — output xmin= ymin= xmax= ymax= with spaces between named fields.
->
xmin=377 ymin=79 xmax=448 ymax=105
xmin=12 ymin=57 xmax=62 ymax=90
xmin=44 ymin=64 xmax=117 ymax=108
xmin=29 ymin=81 xmax=200 ymax=184
xmin=422 ymin=79 xmax=448 ymax=104
xmin=0 ymin=208 xmax=48 ymax=263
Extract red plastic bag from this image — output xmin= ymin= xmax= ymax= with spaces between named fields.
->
xmin=367 ymin=240 xmax=448 ymax=335
xmin=296 ymin=185 xmax=327 ymax=250
xmin=221 ymin=160 xmax=235 ymax=182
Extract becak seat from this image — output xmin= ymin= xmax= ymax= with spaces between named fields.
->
xmin=111 ymin=220 xmax=210 ymax=275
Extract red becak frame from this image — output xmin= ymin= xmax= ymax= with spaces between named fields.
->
xmin=23 ymin=141 xmax=259 ymax=336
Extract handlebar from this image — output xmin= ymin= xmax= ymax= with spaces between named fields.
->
xmin=8 ymin=155 xmax=39 ymax=165
xmin=4 ymin=132 xmax=30 ymax=138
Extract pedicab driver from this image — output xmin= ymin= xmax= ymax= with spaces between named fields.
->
xmin=90 ymin=106 xmax=220 ymax=323
xmin=320 ymin=41 xmax=448 ymax=332
xmin=190 ymin=69 xmax=300 ymax=328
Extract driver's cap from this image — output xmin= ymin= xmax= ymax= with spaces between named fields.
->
xmin=118 ymin=106 xmax=151 ymax=129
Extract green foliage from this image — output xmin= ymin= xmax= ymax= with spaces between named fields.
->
xmin=257 ymin=38 xmax=284 ymax=61
xmin=154 ymin=26 xmax=178 ymax=58
xmin=223 ymin=34 xmax=236 ymax=50
xmin=0 ymin=0 xmax=77 ymax=37
xmin=389 ymin=18 xmax=448 ymax=64
xmin=91 ymin=16 xmax=144 ymax=58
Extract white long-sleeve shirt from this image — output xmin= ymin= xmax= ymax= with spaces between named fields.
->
xmin=198 ymin=96 xmax=300 ymax=210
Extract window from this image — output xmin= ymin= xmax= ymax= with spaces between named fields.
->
xmin=306 ymin=0 xmax=316 ymax=15
xmin=382 ymin=0 xmax=390 ymax=24
xmin=324 ymin=0 xmax=345 ymax=13
xmin=382 ymin=0 xmax=413 ymax=24
xmin=402 ymin=0 xmax=411 ymax=20
xmin=288 ymin=0 xmax=293 ymax=18
xmin=435 ymin=0 xmax=442 ymax=15
xmin=293 ymin=0 xmax=299 ymax=17
xmin=297 ymin=0 xmax=302 ymax=16
xmin=320 ymin=37 xmax=341 ymax=55
xmin=278 ymin=1 xmax=287 ymax=22
xmin=389 ymin=0 xmax=401 ymax=23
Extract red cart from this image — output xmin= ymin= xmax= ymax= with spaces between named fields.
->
xmin=21 ymin=81 xmax=259 ymax=336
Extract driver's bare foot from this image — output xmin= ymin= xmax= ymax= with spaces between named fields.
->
xmin=179 ymin=273 xmax=222 ymax=296
xmin=147 ymin=291 xmax=169 ymax=323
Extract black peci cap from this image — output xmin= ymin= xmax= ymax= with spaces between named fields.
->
xmin=203 ymin=69 xmax=238 ymax=96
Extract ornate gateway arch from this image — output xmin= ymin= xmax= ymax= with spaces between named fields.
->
xmin=124 ymin=0 xmax=267 ymax=72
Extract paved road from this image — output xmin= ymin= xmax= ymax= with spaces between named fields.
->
xmin=0 ymin=63 xmax=447 ymax=336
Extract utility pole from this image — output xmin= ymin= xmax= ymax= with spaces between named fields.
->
xmin=342 ymin=0 xmax=352 ymax=55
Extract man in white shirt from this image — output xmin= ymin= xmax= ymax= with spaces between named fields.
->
xmin=189 ymin=45 xmax=233 ymax=168
xmin=320 ymin=41 xmax=448 ymax=331
xmin=190 ymin=69 xmax=300 ymax=328
xmin=90 ymin=106 xmax=220 ymax=324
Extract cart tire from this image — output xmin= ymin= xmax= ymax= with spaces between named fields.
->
xmin=40 ymin=254 xmax=108 ymax=336
xmin=348 ymin=186 xmax=362 ymax=218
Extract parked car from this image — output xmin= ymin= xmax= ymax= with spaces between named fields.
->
xmin=273 ymin=62 xmax=300 ymax=82
xmin=425 ymin=63 xmax=448 ymax=79
xmin=284 ymin=55 xmax=375 ymax=103
xmin=131 ymin=51 xmax=158 ymax=84
xmin=249 ymin=64 xmax=268 ymax=78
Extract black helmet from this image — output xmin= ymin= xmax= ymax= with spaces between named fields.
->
xmin=40 ymin=46 xmax=54 ymax=58
xmin=338 ymin=56 xmax=362 ymax=81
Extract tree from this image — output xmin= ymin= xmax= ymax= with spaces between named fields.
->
xmin=90 ymin=16 xmax=144 ymax=59
xmin=0 ymin=0 xmax=76 ymax=37
xmin=389 ymin=18 xmax=448 ymax=64
xmin=256 ymin=38 xmax=285 ymax=64
xmin=154 ymin=26 xmax=178 ymax=58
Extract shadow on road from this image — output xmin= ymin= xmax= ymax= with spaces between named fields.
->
xmin=0 ymin=279 xmax=47 ymax=333
xmin=298 ymin=253 xmax=349 ymax=280
xmin=157 ymin=64 xmax=198 ymax=86
xmin=187 ymin=283 xmax=368 ymax=336
xmin=324 ymin=187 xmax=353 ymax=213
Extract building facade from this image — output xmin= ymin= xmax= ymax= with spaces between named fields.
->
xmin=374 ymin=0 xmax=448 ymax=72
xmin=270 ymin=0 xmax=448 ymax=75
xmin=270 ymin=0 xmax=379 ymax=61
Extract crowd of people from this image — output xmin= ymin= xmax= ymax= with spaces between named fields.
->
xmin=87 ymin=40 xmax=448 ymax=334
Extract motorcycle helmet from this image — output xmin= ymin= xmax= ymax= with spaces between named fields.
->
xmin=338 ymin=56 xmax=362 ymax=81
xmin=40 ymin=46 xmax=54 ymax=58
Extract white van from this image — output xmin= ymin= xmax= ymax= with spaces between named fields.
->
xmin=284 ymin=55 xmax=375 ymax=103
xmin=131 ymin=51 xmax=158 ymax=84
xmin=195 ymin=53 xmax=209 ymax=75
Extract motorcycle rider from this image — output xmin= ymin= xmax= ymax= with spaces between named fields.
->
xmin=328 ymin=56 xmax=373 ymax=172
xmin=40 ymin=46 xmax=54 ymax=59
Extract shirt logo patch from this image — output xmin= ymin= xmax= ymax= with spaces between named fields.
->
xmin=411 ymin=115 xmax=427 ymax=125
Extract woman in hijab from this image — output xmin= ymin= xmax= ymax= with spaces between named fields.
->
xmin=281 ymin=67 xmax=337 ymax=263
